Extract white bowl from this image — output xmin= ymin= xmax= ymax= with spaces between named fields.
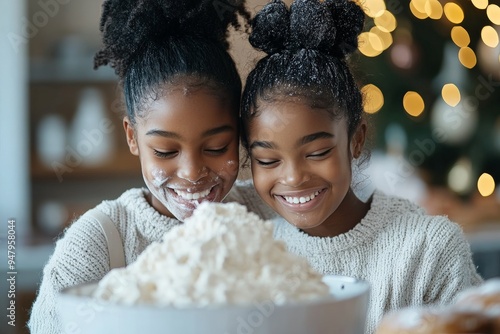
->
xmin=57 ymin=275 xmax=370 ymax=334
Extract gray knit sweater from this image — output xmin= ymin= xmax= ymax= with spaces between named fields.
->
xmin=272 ymin=190 xmax=484 ymax=334
xmin=28 ymin=180 xmax=275 ymax=334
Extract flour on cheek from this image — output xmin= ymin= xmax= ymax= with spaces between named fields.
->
xmin=143 ymin=168 xmax=194 ymax=220
xmin=144 ymin=163 xmax=238 ymax=221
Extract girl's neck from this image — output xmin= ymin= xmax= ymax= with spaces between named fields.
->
xmin=301 ymin=189 xmax=372 ymax=238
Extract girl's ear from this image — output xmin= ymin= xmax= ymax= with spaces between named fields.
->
xmin=350 ymin=120 xmax=367 ymax=159
xmin=123 ymin=117 xmax=139 ymax=156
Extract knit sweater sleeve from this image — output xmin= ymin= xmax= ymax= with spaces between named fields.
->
xmin=28 ymin=213 xmax=111 ymax=334
xmin=420 ymin=215 xmax=483 ymax=306
xmin=225 ymin=179 xmax=277 ymax=220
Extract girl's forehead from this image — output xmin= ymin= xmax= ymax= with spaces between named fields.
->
xmin=135 ymin=89 xmax=237 ymax=134
xmin=248 ymin=102 xmax=348 ymax=139
xmin=155 ymin=82 xmax=230 ymax=104
xmin=252 ymin=100 xmax=344 ymax=125
xmin=139 ymin=88 xmax=233 ymax=116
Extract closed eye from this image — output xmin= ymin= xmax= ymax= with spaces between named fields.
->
xmin=153 ymin=150 xmax=177 ymax=158
xmin=254 ymin=159 xmax=279 ymax=167
xmin=205 ymin=146 xmax=229 ymax=155
xmin=307 ymin=148 xmax=333 ymax=159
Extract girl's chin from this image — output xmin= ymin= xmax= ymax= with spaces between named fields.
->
xmin=290 ymin=221 xmax=322 ymax=231
xmin=276 ymin=211 xmax=323 ymax=229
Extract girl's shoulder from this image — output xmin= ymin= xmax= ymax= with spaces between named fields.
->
xmin=60 ymin=188 xmax=153 ymax=244
xmin=87 ymin=187 xmax=180 ymax=239
xmin=93 ymin=187 xmax=175 ymax=227
xmin=369 ymin=190 xmax=426 ymax=216
xmin=96 ymin=187 xmax=149 ymax=216
xmin=370 ymin=190 xmax=465 ymax=239
xmin=66 ymin=187 xmax=144 ymax=224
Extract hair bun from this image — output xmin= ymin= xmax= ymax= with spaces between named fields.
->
xmin=170 ymin=0 xmax=249 ymax=44
xmin=249 ymin=0 xmax=290 ymax=54
xmin=289 ymin=0 xmax=337 ymax=54
xmin=325 ymin=0 xmax=365 ymax=57
xmin=95 ymin=0 xmax=249 ymax=77
xmin=249 ymin=0 xmax=365 ymax=58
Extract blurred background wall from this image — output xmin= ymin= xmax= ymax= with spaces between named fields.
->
xmin=0 ymin=0 xmax=499 ymax=333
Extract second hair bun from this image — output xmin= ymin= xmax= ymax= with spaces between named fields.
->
xmin=250 ymin=0 xmax=365 ymax=58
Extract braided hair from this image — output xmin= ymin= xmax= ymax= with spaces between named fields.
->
xmin=240 ymin=0 xmax=365 ymax=150
xmin=94 ymin=0 xmax=250 ymax=123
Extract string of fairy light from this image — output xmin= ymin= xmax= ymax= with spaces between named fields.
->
xmin=357 ymin=0 xmax=500 ymax=197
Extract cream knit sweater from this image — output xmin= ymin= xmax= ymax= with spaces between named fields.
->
xmin=28 ymin=180 xmax=275 ymax=334
xmin=272 ymin=190 xmax=484 ymax=334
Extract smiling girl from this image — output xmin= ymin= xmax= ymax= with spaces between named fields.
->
xmin=124 ymin=81 xmax=241 ymax=222
xmin=28 ymin=1 xmax=274 ymax=333
xmin=240 ymin=0 xmax=483 ymax=333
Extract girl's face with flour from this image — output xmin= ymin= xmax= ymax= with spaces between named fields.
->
xmin=124 ymin=85 xmax=239 ymax=221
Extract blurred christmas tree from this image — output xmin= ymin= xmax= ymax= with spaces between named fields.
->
xmin=355 ymin=0 xmax=500 ymax=200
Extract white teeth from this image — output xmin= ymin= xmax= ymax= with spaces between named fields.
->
xmin=174 ymin=188 xmax=211 ymax=201
xmin=284 ymin=191 xmax=320 ymax=204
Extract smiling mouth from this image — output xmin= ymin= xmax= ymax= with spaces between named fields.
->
xmin=173 ymin=187 xmax=213 ymax=201
xmin=282 ymin=190 xmax=322 ymax=204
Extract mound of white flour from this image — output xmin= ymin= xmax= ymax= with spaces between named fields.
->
xmin=93 ymin=202 xmax=329 ymax=307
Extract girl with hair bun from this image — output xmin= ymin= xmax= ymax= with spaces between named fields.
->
xmin=28 ymin=1 xmax=274 ymax=332
xmin=241 ymin=0 xmax=483 ymax=332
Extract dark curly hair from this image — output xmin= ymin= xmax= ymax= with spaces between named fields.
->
xmin=240 ymin=0 xmax=365 ymax=150
xmin=94 ymin=0 xmax=250 ymax=123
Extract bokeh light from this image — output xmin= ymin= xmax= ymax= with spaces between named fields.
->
xmin=362 ymin=0 xmax=386 ymax=18
xmin=431 ymin=98 xmax=479 ymax=145
xmin=472 ymin=0 xmax=489 ymax=10
xmin=358 ymin=32 xmax=383 ymax=57
xmin=410 ymin=1 xmax=429 ymax=20
xmin=487 ymin=4 xmax=500 ymax=25
xmin=371 ymin=26 xmax=393 ymax=51
xmin=477 ymin=173 xmax=496 ymax=197
xmin=451 ymin=26 xmax=470 ymax=47
xmin=390 ymin=42 xmax=416 ymax=69
xmin=403 ymin=91 xmax=425 ymax=117
xmin=458 ymin=47 xmax=477 ymax=68
xmin=425 ymin=0 xmax=443 ymax=20
xmin=362 ymin=84 xmax=385 ymax=114
xmin=481 ymin=26 xmax=499 ymax=48
xmin=411 ymin=0 xmax=427 ymax=14
xmin=448 ymin=158 xmax=473 ymax=195
xmin=442 ymin=83 xmax=461 ymax=107
xmin=444 ymin=2 xmax=464 ymax=24
xmin=374 ymin=10 xmax=397 ymax=33
xmin=477 ymin=28 xmax=500 ymax=80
